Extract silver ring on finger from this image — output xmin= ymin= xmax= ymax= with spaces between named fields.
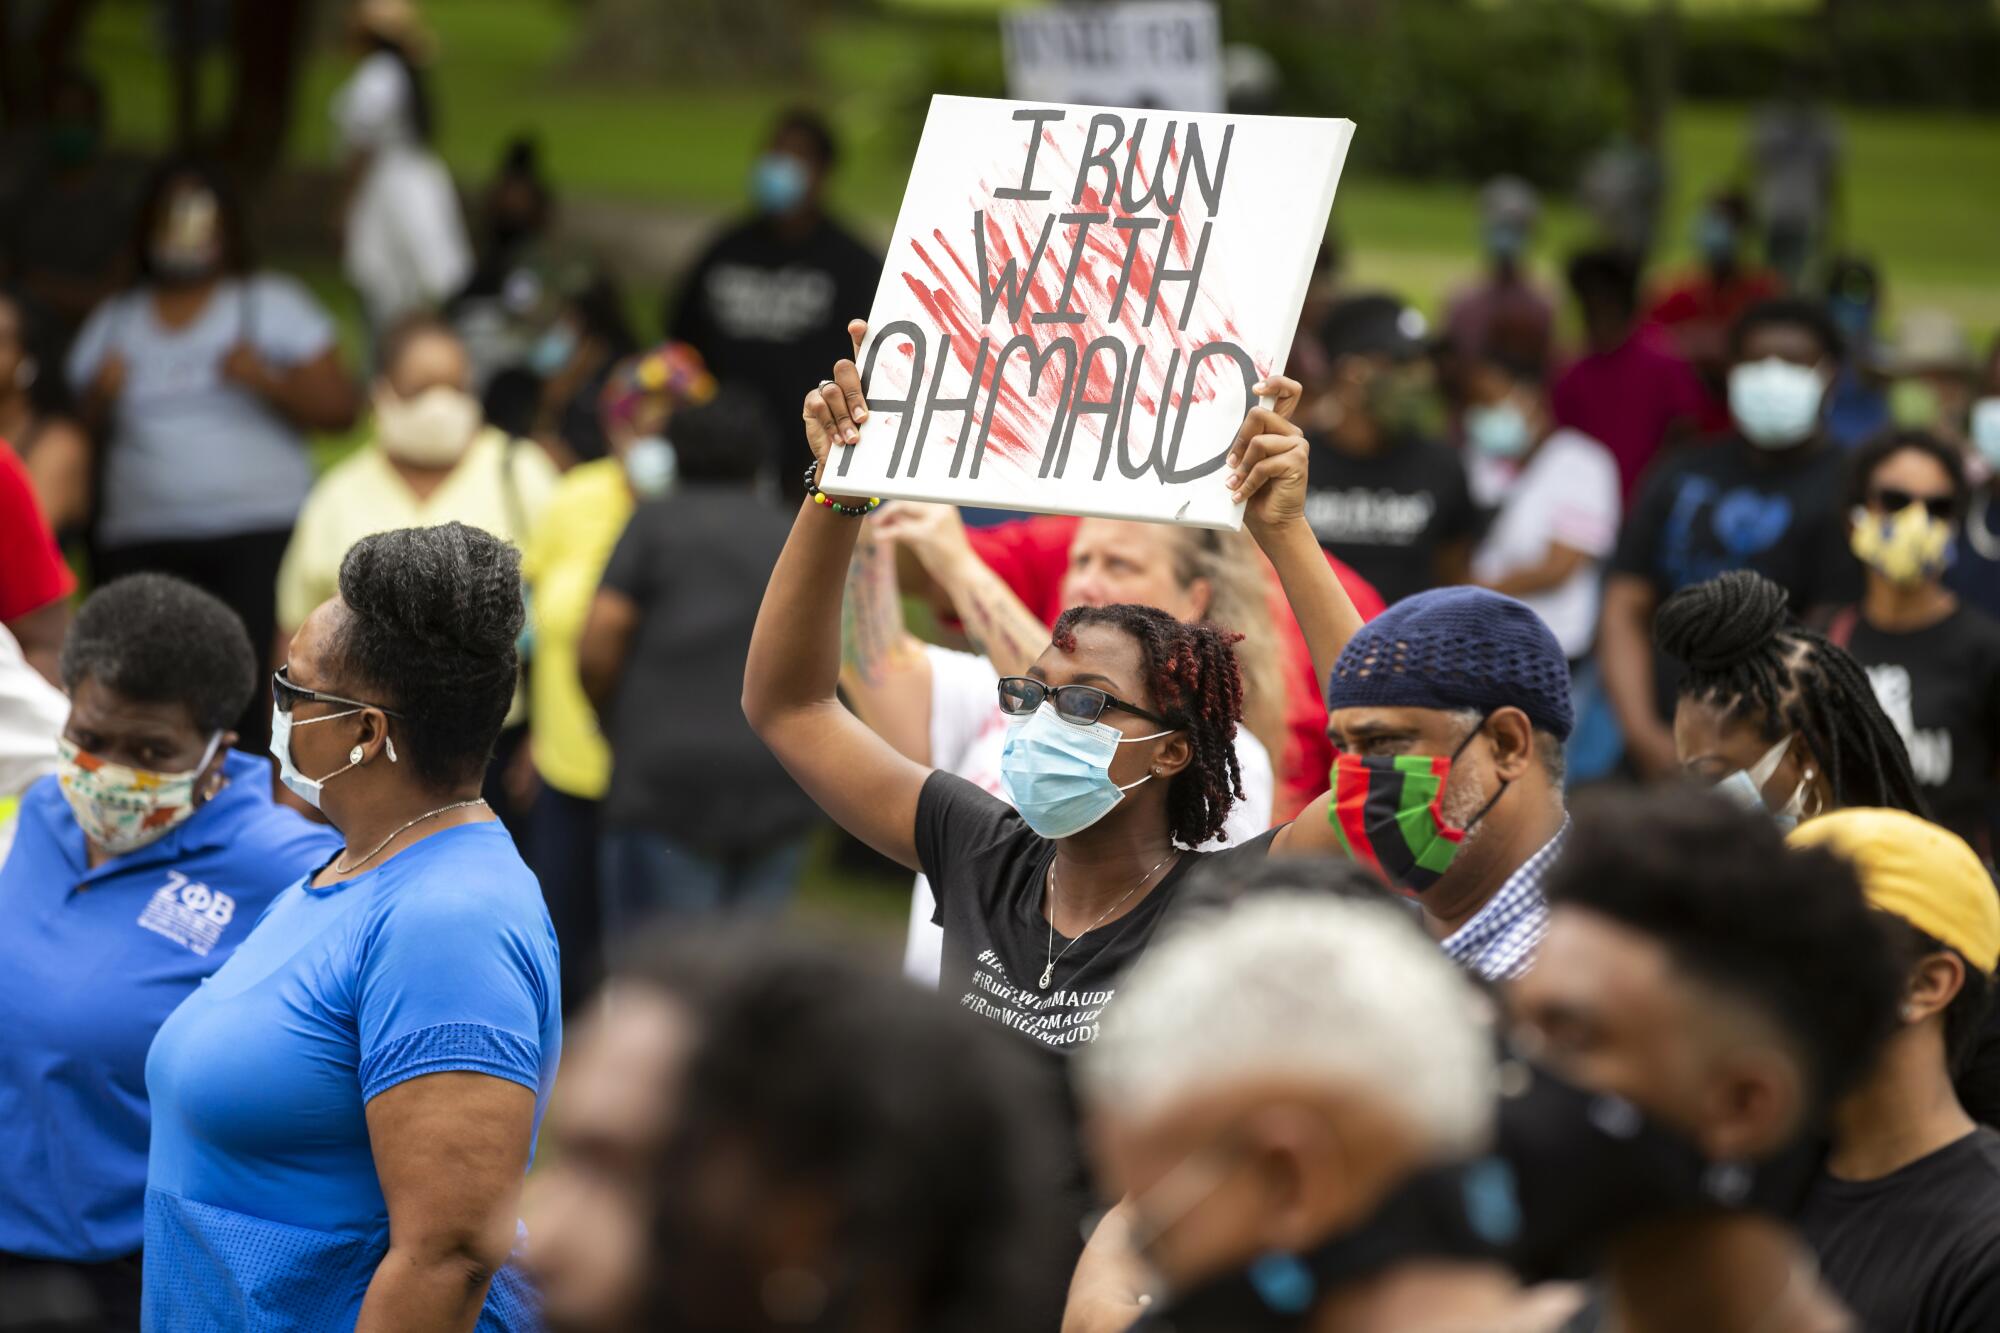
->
xmin=818 ymin=379 xmax=837 ymax=390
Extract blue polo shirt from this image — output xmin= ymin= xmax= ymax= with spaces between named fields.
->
xmin=0 ymin=750 xmax=340 ymax=1261
xmin=142 ymin=820 xmax=559 ymax=1332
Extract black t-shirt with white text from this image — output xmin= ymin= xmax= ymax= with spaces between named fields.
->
xmin=914 ymin=770 xmax=1280 ymax=1324
xmin=667 ymin=214 xmax=880 ymax=493
xmin=1302 ymin=431 xmax=1478 ymax=605
xmin=1832 ymin=604 xmax=2000 ymax=856
xmin=1799 ymin=1128 xmax=2000 ymax=1333
xmin=1610 ymin=435 xmax=1861 ymax=719
xmin=916 ymin=770 xmax=1279 ymax=1063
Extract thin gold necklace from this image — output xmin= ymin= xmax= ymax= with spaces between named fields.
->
xmin=1040 ymin=851 xmax=1179 ymax=990
xmin=332 ymin=799 xmax=487 ymax=875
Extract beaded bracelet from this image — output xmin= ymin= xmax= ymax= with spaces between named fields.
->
xmin=803 ymin=460 xmax=881 ymax=517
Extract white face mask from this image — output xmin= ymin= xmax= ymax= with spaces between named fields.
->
xmin=270 ymin=704 xmax=363 ymax=810
xmin=374 ymin=385 xmax=483 ymax=468
xmin=623 ymin=436 xmax=677 ymax=498
xmin=1728 ymin=358 xmax=1827 ymax=450
xmin=1712 ymin=732 xmax=1810 ymax=833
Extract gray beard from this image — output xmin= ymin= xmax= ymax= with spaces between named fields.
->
xmin=1438 ymin=765 xmax=1497 ymax=853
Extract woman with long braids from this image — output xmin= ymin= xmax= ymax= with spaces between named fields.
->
xmin=1654 ymin=567 xmax=1928 ymax=823
xmin=743 ymin=322 xmax=1367 ymax=1276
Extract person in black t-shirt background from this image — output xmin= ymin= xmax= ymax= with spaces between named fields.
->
xmin=1821 ymin=430 xmax=2000 ymax=856
xmin=666 ymin=108 xmax=881 ymax=498
xmin=1298 ymin=293 xmax=1478 ymax=605
xmin=1600 ymin=299 xmax=1863 ymax=779
xmin=1790 ymin=811 xmax=2000 ymax=1333
xmin=581 ymin=387 xmax=819 ymax=927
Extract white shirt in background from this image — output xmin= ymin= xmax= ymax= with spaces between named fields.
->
xmin=903 ymin=644 xmax=1275 ymax=986
xmin=333 ymin=51 xmax=472 ymax=335
xmin=0 ymin=623 xmax=66 ymax=865
xmin=1469 ymin=428 xmax=1621 ymax=660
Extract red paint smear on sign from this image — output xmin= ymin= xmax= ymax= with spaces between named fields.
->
xmin=891 ymin=130 xmax=1249 ymax=472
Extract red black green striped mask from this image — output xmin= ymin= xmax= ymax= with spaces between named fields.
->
xmin=1326 ymin=720 xmax=1504 ymax=894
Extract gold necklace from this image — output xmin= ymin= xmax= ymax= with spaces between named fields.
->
xmin=1040 ymin=851 xmax=1180 ymax=990
xmin=331 ymin=799 xmax=487 ymax=875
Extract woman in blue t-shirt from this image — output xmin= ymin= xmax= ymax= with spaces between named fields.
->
xmin=0 ymin=574 xmax=338 ymax=1330
xmin=143 ymin=522 xmax=560 ymax=1332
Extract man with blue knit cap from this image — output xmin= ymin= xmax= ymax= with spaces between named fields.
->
xmin=1323 ymin=585 xmax=1571 ymax=980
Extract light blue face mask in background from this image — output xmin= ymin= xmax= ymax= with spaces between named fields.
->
xmin=751 ymin=152 xmax=810 ymax=215
xmin=528 ymin=323 xmax=578 ymax=377
xmin=1972 ymin=398 xmax=2000 ymax=470
xmin=1466 ymin=401 xmax=1533 ymax=458
xmin=1713 ymin=732 xmax=1809 ymax=833
xmin=998 ymin=704 xmax=1175 ymax=840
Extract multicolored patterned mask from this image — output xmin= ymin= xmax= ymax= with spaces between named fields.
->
xmin=1327 ymin=722 xmax=1503 ymax=893
xmin=57 ymin=733 xmax=223 ymax=857
xmin=1850 ymin=501 xmax=1954 ymax=585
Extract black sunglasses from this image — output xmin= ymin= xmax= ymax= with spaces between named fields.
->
xmin=1871 ymin=487 xmax=1956 ymax=521
xmin=272 ymin=665 xmax=404 ymax=718
xmin=997 ymin=675 xmax=1173 ymax=728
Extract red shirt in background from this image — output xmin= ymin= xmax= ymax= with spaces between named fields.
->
xmin=1645 ymin=266 xmax=1782 ymax=343
xmin=965 ymin=515 xmax=1386 ymax=823
xmin=1551 ymin=327 xmax=1715 ymax=504
xmin=0 ymin=445 xmax=73 ymax=623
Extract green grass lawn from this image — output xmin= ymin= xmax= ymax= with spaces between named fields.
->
xmin=82 ymin=0 xmax=2000 ymax=335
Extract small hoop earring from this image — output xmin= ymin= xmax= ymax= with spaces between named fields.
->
xmin=349 ymin=745 xmax=364 ymax=765
xmin=385 ymin=737 xmax=398 ymax=763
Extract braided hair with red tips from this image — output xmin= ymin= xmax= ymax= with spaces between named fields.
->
xmin=1050 ymin=603 xmax=1246 ymax=848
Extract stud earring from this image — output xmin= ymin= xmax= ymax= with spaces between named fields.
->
xmin=349 ymin=745 xmax=364 ymax=765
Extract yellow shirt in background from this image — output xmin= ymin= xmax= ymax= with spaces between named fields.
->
xmin=521 ymin=458 xmax=633 ymax=800
xmin=275 ymin=429 xmax=558 ymax=726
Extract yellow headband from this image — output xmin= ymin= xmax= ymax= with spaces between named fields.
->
xmin=1789 ymin=809 xmax=2000 ymax=973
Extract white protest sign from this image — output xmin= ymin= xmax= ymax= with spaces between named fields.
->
xmin=829 ymin=95 xmax=1353 ymax=530
xmin=1003 ymin=1 xmax=1225 ymax=114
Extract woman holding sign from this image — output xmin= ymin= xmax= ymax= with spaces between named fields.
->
xmin=744 ymin=319 xmax=1365 ymax=1085
xmin=840 ymin=505 xmax=1287 ymax=988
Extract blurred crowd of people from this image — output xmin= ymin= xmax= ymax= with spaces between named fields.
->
xmin=3 ymin=1 xmax=2000 ymax=1330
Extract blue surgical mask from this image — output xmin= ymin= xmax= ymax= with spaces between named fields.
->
xmin=624 ymin=436 xmax=677 ymax=498
xmin=1466 ymin=401 xmax=1532 ymax=458
xmin=1694 ymin=210 xmax=1738 ymax=265
xmin=1483 ymin=220 xmax=1527 ymax=263
xmin=269 ymin=704 xmax=362 ymax=811
xmin=1729 ymin=358 xmax=1826 ymax=450
xmin=999 ymin=704 xmax=1175 ymax=840
xmin=1974 ymin=398 xmax=2000 ymax=470
xmin=528 ymin=323 xmax=578 ymax=378
xmin=751 ymin=152 xmax=811 ymax=216
xmin=1713 ymin=732 xmax=1809 ymax=833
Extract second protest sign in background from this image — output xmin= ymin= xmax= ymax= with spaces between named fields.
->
xmin=831 ymin=94 xmax=1353 ymax=530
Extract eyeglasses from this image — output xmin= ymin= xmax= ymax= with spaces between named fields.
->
xmin=272 ymin=665 xmax=403 ymax=717
xmin=1870 ymin=487 xmax=1956 ymax=521
xmin=996 ymin=676 xmax=1173 ymax=728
